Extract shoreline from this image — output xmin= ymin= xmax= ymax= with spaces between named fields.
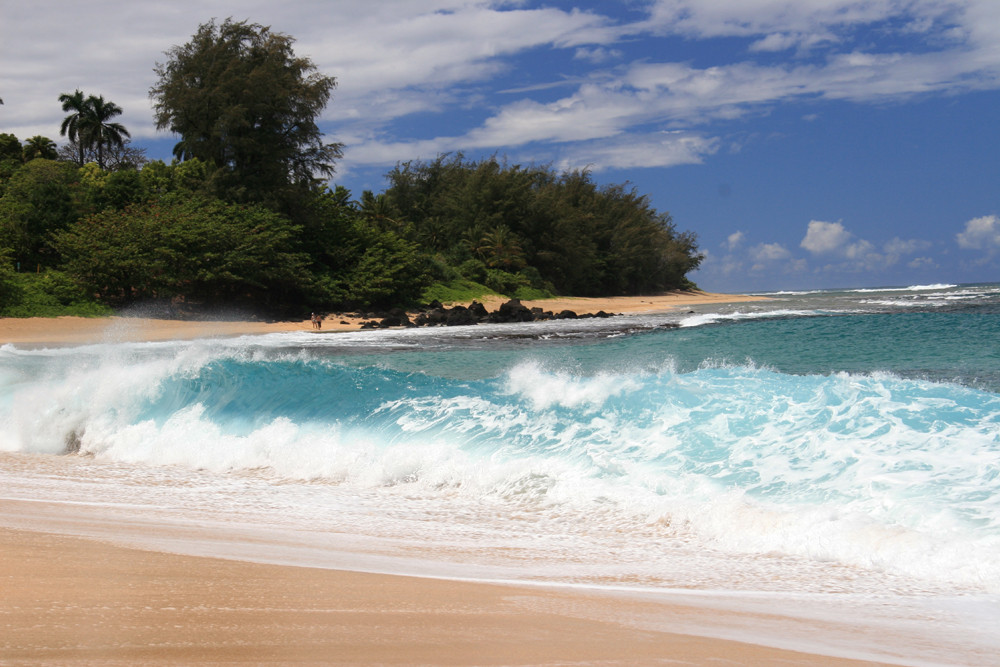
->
xmin=1 ymin=289 xmax=920 ymax=666
xmin=0 ymin=514 xmax=898 ymax=666
xmin=0 ymin=290 xmax=764 ymax=346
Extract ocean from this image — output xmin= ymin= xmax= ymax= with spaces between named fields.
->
xmin=2 ymin=282 xmax=999 ymax=664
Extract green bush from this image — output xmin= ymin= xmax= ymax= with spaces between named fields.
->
xmin=512 ymin=285 xmax=555 ymax=301
xmin=483 ymin=268 xmax=527 ymax=295
xmin=0 ymin=271 xmax=112 ymax=317
xmin=420 ymin=279 xmax=498 ymax=305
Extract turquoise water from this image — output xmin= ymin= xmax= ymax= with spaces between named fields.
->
xmin=1 ymin=282 xmax=999 ymax=600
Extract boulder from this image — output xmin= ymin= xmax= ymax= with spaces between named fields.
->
xmin=468 ymin=300 xmax=489 ymax=319
xmin=445 ymin=305 xmax=479 ymax=326
xmin=378 ymin=308 xmax=412 ymax=328
xmin=490 ymin=299 xmax=534 ymax=323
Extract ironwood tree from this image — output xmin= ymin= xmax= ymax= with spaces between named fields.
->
xmin=149 ymin=18 xmax=343 ymax=208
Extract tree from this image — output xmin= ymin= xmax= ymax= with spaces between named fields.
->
xmin=58 ymin=137 xmax=147 ymax=171
xmin=0 ymin=159 xmax=82 ymax=270
xmin=58 ymin=91 xmax=131 ymax=169
xmin=58 ymin=89 xmax=89 ymax=166
xmin=382 ymin=155 xmax=703 ymax=296
xmin=0 ymin=134 xmax=21 ymax=188
xmin=81 ymin=95 xmax=130 ymax=169
xmin=150 ymin=18 xmax=343 ymax=206
xmin=22 ymin=136 xmax=58 ymax=161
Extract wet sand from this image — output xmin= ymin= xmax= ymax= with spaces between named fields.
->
xmin=0 ymin=520 xmax=896 ymax=666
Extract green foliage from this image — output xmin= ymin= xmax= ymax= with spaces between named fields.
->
xmin=483 ymin=268 xmax=528 ymax=295
xmin=512 ymin=285 xmax=556 ymax=301
xmin=382 ymin=155 xmax=703 ymax=296
xmin=301 ymin=187 xmax=432 ymax=310
xmin=0 ymin=134 xmax=20 ymax=162
xmin=0 ymin=159 xmax=83 ymax=270
xmin=0 ymin=270 xmax=112 ymax=318
xmin=55 ymin=194 xmax=311 ymax=315
xmin=0 ymin=248 xmax=22 ymax=311
xmin=0 ymin=134 xmax=22 ymax=188
xmin=150 ymin=18 xmax=343 ymax=207
xmin=420 ymin=279 xmax=498 ymax=305
xmin=78 ymin=164 xmax=147 ymax=211
xmin=22 ymin=136 xmax=58 ymax=162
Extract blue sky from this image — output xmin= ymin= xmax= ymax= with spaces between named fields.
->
xmin=2 ymin=0 xmax=999 ymax=292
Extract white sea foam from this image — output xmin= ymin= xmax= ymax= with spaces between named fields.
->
xmin=851 ymin=283 xmax=957 ymax=293
xmin=2 ymin=290 xmax=999 ymax=610
xmin=677 ymin=309 xmax=818 ymax=327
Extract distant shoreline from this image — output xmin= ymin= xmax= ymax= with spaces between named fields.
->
xmin=0 ymin=290 xmax=766 ymax=346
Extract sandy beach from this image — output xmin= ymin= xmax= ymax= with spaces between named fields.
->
xmin=0 ymin=509 xmax=895 ymax=667
xmin=0 ymin=290 xmax=764 ymax=346
xmin=1 ymin=289 xmax=912 ymax=666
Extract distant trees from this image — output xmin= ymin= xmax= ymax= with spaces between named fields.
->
xmin=57 ymin=138 xmax=148 ymax=172
xmin=0 ymin=19 xmax=703 ymax=320
xmin=22 ymin=136 xmax=58 ymax=161
xmin=150 ymin=18 xmax=343 ymax=208
xmin=381 ymin=155 xmax=703 ymax=296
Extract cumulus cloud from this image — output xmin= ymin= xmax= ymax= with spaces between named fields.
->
xmin=725 ymin=231 xmax=745 ymax=250
xmin=956 ymin=214 xmax=1000 ymax=251
xmin=747 ymin=242 xmax=808 ymax=273
xmin=798 ymin=220 xmax=934 ymax=273
xmin=751 ymin=242 xmax=792 ymax=262
xmin=884 ymin=236 xmax=933 ymax=256
xmin=800 ymin=220 xmax=853 ymax=255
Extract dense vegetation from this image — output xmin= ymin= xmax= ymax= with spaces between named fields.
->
xmin=0 ymin=19 xmax=703 ymax=320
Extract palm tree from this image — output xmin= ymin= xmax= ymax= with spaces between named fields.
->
xmin=22 ymin=135 xmax=58 ymax=161
xmin=477 ymin=224 xmax=526 ymax=271
xmin=83 ymin=95 xmax=130 ymax=170
xmin=59 ymin=89 xmax=89 ymax=166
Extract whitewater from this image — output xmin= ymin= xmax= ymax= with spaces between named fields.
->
xmin=2 ymin=282 xmax=999 ymax=664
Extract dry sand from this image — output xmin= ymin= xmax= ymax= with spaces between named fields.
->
xmin=1 ymin=289 xmax=900 ymax=666
xmin=0 ymin=290 xmax=764 ymax=346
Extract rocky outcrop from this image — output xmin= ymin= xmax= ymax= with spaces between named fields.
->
xmin=359 ymin=299 xmax=622 ymax=329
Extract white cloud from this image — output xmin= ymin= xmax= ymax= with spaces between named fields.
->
xmin=884 ymin=236 xmax=933 ymax=256
xmin=751 ymin=242 xmax=792 ymax=262
xmin=956 ymin=214 xmax=1000 ymax=251
xmin=801 ymin=220 xmax=853 ymax=255
xmin=0 ymin=1 xmax=611 ymax=142
xmin=574 ymin=46 xmax=623 ymax=63
xmin=552 ymin=132 xmax=719 ymax=171
xmin=642 ymin=0 xmax=964 ymax=41
xmin=747 ymin=242 xmax=807 ymax=273
xmin=2 ymin=0 xmax=1000 ymax=177
xmin=908 ymin=256 xmax=938 ymax=269
xmin=799 ymin=219 xmax=905 ymax=272
xmin=725 ymin=231 xmax=745 ymax=250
